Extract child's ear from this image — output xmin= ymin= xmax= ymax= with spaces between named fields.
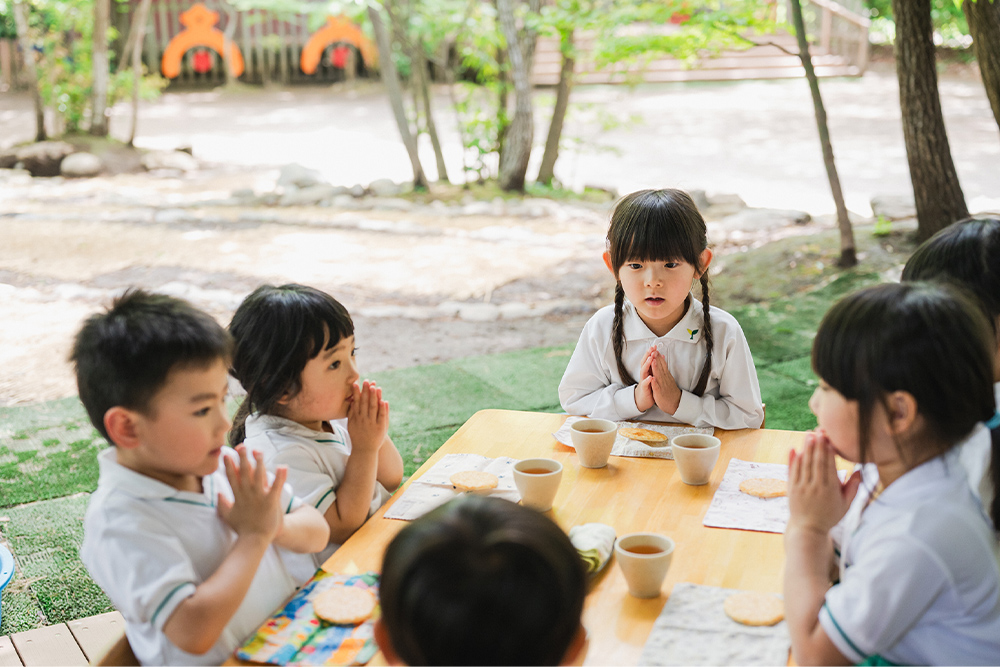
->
xmin=373 ymin=618 xmax=402 ymax=665
xmin=104 ymin=407 xmax=143 ymax=450
xmin=602 ymin=251 xmax=616 ymax=277
xmin=696 ymin=248 xmax=714 ymax=278
xmin=885 ymin=390 xmax=918 ymax=436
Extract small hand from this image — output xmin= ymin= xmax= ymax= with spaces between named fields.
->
xmin=787 ymin=432 xmax=861 ymax=534
xmin=649 ymin=350 xmax=682 ymax=414
xmin=217 ymin=446 xmax=285 ymax=542
xmin=347 ymin=380 xmax=390 ymax=454
xmin=634 ymin=347 xmax=656 ymax=412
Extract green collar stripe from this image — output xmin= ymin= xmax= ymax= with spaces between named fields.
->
xmin=286 ymin=496 xmax=294 ymax=513
xmin=163 ymin=497 xmax=213 ymax=508
xmin=314 ymin=487 xmax=336 ymax=509
xmin=823 ymin=602 xmax=867 ymax=661
xmin=152 ymin=582 xmax=191 ymax=625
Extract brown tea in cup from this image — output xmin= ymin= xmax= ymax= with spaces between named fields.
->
xmin=623 ymin=544 xmax=664 ymax=555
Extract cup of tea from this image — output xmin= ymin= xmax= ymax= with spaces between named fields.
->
xmin=669 ymin=433 xmax=722 ymax=486
xmin=513 ymin=458 xmax=563 ymax=511
xmin=570 ymin=418 xmax=617 ymax=468
xmin=614 ymin=532 xmax=675 ymax=598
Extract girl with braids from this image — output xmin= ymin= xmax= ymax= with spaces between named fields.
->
xmin=228 ymin=284 xmax=402 ymax=572
xmin=559 ymin=189 xmax=764 ymax=429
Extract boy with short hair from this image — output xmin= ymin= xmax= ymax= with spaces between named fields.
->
xmin=74 ymin=290 xmax=329 ymax=665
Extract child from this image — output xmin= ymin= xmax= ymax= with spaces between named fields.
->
xmin=74 ymin=290 xmax=329 ymax=666
xmin=559 ymin=188 xmax=764 ymax=429
xmin=784 ymin=282 xmax=1000 ymax=665
xmin=229 ymin=284 xmax=403 ymax=569
xmin=901 ymin=215 xmax=1000 ymax=529
xmin=375 ymin=495 xmax=587 ymax=666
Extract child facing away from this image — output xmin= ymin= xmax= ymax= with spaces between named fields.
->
xmin=229 ymin=284 xmax=404 ymax=570
xmin=74 ymin=290 xmax=330 ymax=666
xmin=559 ymin=189 xmax=764 ymax=429
xmin=901 ymin=215 xmax=1000 ymax=533
xmin=375 ymin=495 xmax=588 ymax=666
xmin=784 ymin=282 xmax=1000 ymax=666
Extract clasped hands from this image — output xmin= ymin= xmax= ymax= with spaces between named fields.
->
xmin=787 ymin=430 xmax=862 ymax=536
xmin=634 ymin=345 xmax=682 ymax=414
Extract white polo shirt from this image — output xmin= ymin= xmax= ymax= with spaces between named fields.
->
xmin=81 ymin=448 xmax=308 ymax=666
xmin=558 ymin=297 xmax=763 ymax=429
xmin=244 ymin=413 xmax=391 ymax=568
xmin=821 ymin=456 xmax=1000 ymax=665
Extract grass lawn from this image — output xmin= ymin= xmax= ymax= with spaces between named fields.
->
xmin=0 ymin=222 xmax=918 ymax=635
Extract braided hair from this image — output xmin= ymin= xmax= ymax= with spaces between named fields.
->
xmin=608 ymin=189 xmax=714 ymax=396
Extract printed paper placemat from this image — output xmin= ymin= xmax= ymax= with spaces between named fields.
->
xmin=383 ymin=453 xmax=520 ymax=521
xmin=639 ymin=583 xmax=789 ymax=666
xmin=553 ymin=416 xmax=713 ymax=461
xmin=236 ymin=571 xmax=379 ymax=666
xmin=702 ymin=459 xmax=790 ymax=533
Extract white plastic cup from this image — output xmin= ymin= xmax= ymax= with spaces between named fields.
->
xmin=670 ymin=433 xmax=722 ymax=485
xmin=615 ymin=532 xmax=675 ymax=598
xmin=570 ymin=418 xmax=617 ymax=468
xmin=513 ymin=458 xmax=563 ymax=511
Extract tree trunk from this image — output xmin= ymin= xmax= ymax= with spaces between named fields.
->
xmin=413 ymin=49 xmax=449 ymax=182
xmin=12 ymin=0 xmax=45 ymax=141
xmin=891 ymin=0 xmax=968 ymax=240
xmin=496 ymin=0 xmax=534 ymax=192
xmin=368 ymin=4 xmax=428 ymax=189
xmin=789 ymin=0 xmax=855 ymax=267
xmin=91 ymin=0 xmax=110 ymax=136
xmin=128 ymin=0 xmax=153 ymax=146
xmin=536 ymin=28 xmax=574 ymax=187
xmin=495 ymin=39 xmax=509 ymax=161
xmin=964 ymin=0 xmax=1000 ymax=133
xmin=221 ymin=4 xmax=238 ymax=86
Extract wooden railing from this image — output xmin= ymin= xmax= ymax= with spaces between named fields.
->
xmin=799 ymin=0 xmax=871 ymax=71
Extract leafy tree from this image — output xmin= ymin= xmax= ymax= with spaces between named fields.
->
xmin=496 ymin=0 xmax=540 ymax=192
xmin=891 ymin=0 xmax=968 ymax=239
xmin=789 ymin=0 xmax=855 ymax=267
xmin=90 ymin=0 xmax=109 ymax=135
xmin=11 ymin=0 xmax=45 ymax=140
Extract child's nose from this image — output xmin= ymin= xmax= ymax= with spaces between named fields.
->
xmin=808 ymin=388 xmax=820 ymax=416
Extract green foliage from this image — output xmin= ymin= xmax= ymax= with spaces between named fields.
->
xmin=873 ymin=214 xmax=892 ymax=237
xmin=0 ymin=0 xmax=15 ymax=39
xmin=865 ymin=0 xmax=970 ymax=46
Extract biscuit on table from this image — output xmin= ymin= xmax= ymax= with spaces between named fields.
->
xmin=738 ymin=478 xmax=787 ymax=499
xmin=313 ymin=585 xmax=377 ymax=625
xmin=723 ymin=591 xmax=785 ymax=626
xmin=618 ymin=427 xmax=668 ymax=445
xmin=450 ymin=470 xmax=499 ymax=493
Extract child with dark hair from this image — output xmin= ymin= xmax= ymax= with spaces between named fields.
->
xmin=375 ymin=495 xmax=587 ymax=666
xmin=901 ymin=215 xmax=1000 ymax=532
xmin=229 ymin=284 xmax=403 ymax=570
xmin=785 ymin=282 xmax=1000 ymax=665
xmin=74 ymin=290 xmax=329 ymax=666
xmin=559 ymin=189 xmax=763 ymax=428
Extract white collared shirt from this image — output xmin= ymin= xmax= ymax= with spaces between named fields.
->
xmin=558 ymin=297 xmax=764 ymax=429
xmin=821 ymin=456 xmax=1000 ymax=665
xmin=81 ymin=448 xmax=307 ymax=666
xmin=244 ymin=413 xmax=390 ymax=568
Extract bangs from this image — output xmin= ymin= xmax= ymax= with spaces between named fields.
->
xmin=608 ymin=189 xmax=706 ymax=270
xmin=297 ymin=293 xmax=354 ymax=358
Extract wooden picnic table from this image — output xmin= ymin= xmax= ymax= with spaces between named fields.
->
xmin=230 ymin=408 xmax=832 ymax=666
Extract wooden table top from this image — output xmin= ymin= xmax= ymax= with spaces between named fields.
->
xmin=226 ymin=409 xmax=842 ymax=665
xmin=298 ymin=409 xmax=824 ymax=666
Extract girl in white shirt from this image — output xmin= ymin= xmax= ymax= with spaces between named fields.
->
xmin=228 ymin=284 xmax=404 ymax=569
xmin=901 ymin=215 xmax=1000 ymax=532
xmin=559 ymin=188 xmax=763 ymax=429
xmin=785 ymin=282 xmax=1000 ymax=666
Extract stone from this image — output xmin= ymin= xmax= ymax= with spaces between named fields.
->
xmin=279 ymin=184 xmax=338 ymax=206
xmin=870 ymin=195 xmax=916 ymax=221
xmin=0 ymin=149 xmax=18 ymax=169
xmin=277 ymin=163 xmax=324 ymax=189
xmin=718 ymin=208 xmax=811 ymax=232
xmin=60 ymin=152 xmax=103 ymax=178
xmin=141 ymin=150 xmax=198 ymax=172
xmin=350 ymin=184 xmax=367 ymax=198
xmin=15 ymin=141 xmax=75 ymax=177
xmin=704 ymin=192 xmax=747 ymax=217
xmin=687 ymin=189 xmax=710 ymax=213
xmin=372 ymin=198 xmax=413 ymax=211
xmin=457 ymin=303 xmax=500 ymax=322
xmin=231 ymin=188 xmax=256 ymax=200
xmin=368 ymin=178 xmax=402 ymax=197
xmin=461 ymin=201 xmax=493 ymax=216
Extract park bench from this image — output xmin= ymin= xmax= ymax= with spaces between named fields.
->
xmin=0 ymin=611 xmax=132 ymax=666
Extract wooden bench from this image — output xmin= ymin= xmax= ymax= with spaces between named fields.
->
xmin=0 ymin=611 xmax=133 ymax=666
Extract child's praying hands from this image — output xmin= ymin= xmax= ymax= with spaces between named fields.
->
xmin=787 ymin=432 xmax=861 ymax=536
xmin=218 ymin=446 xmax=286 ymax=543
xmin=649 ymin=348 xmax=683 ymax=415
xmin=347 ymin=380 xmax=389 ymax=453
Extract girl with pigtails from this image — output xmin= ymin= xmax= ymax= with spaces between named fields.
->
xmin=559 ymin=189 xmax=764 ymax=429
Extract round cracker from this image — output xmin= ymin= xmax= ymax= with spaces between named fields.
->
xmin=313 ymin=585 xmax=377 ymax=625
xmin=739 ymin=478 xmax=787 ymax=499
xmin=450 ymin=470 xmax=499 ymax=492
xmin=724 ymin=591 xmax=784 ymax=626
xmin=618 ymin=427 xmax=668 ymax=444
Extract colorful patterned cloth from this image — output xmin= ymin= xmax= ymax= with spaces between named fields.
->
xmin=236 ymin=571 xmax=380 ymax=666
